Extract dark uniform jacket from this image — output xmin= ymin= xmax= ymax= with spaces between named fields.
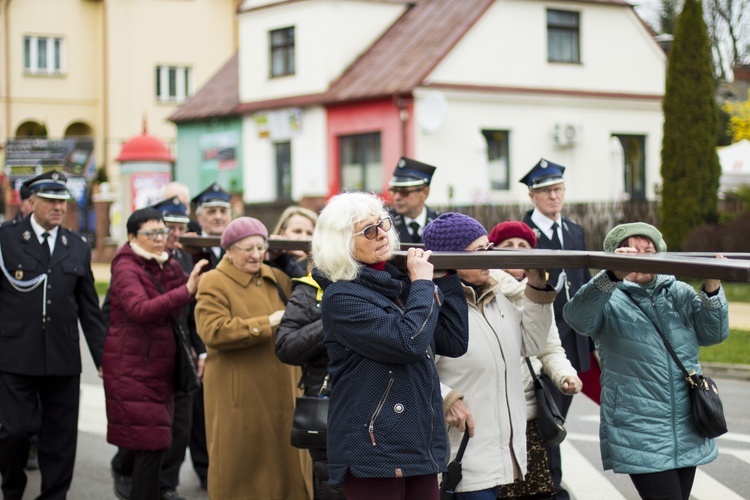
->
xmin=522 ymin=210 xmax=592 ymax=372
xmin=313 ymin=265 xmax=469 ymax=486
xmin=390 ymin=206 xmax=440 ymax=244
xmin=0 ymin=217 xmax=106 ymax=376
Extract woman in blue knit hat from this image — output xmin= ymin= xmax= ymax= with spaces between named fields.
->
xmin=422 ymin=212 xmax=557 ymax=499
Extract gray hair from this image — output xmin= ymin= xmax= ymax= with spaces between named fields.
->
xmin=312 ymin=192 xmax=399 ymax=282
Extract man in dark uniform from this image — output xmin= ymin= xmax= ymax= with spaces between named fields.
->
xmin=190 ymin=182 xmax=231 ymax=270
xmin=12 ymin=184 xmax=33 ymax=223
xmin=186 ymin=182 xmax=231 ymax=490
xmin=387 ymin=157 xmax=439 ymax=244
xmin=520 ymin=159 xmax=593 ymax=500
xmin=0 ymin=170 xmax=106 ymax=500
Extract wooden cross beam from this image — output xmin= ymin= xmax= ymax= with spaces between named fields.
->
xmin=179 ymin=236 xmax=750 ymax=281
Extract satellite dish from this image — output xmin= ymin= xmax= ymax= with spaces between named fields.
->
xmin=418 ymin=91 xmax=447 ymax=134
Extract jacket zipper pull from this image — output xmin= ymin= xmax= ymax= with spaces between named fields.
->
xmin=368 ymin=423 xmax=377 ymax=446
xmin=434 ymin=284 xmax=442 ymax=306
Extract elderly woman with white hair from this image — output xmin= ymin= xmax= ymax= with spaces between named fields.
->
xmin=195 ymin=217 xmax=312 ymax=499
xmin=311 ymin=192 xmax=469 ymax=500
xmin=563 ymin=222 xmax=728 ymax=500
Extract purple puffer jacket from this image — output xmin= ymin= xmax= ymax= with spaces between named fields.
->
xmin=103 ymin=243 xmax=191 ymax=450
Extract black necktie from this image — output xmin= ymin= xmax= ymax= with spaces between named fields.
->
xmin=42 ymin=232 xmax=51 ymax=258
xmin=409 ymin=221 xmax=421 ymax=241
xmin=550 ymin=222 xmax=562 ymax=249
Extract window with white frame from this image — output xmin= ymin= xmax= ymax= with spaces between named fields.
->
xmin=155 ymin=66 xmax=192 ymax=103
xmin=547 ymin=9 xmax=580 ymax=63
xmin=23 ymin=35 xmax=65 ymax=75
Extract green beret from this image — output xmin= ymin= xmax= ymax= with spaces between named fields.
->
xmin=603 ymin=222 xmax=667 ymax=253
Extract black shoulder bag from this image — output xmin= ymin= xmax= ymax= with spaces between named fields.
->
xmin=625 ymin=293 xmax=727 ymax=439
xmin=290 ymin=374 xmax=330 ymax=449
xmin=525 ymin=357 xmax=567 ymax=446
xmin=145 ymin=268 xmax=201 ymax=394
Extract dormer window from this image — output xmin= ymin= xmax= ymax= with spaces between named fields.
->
xmin=270 ymin=27 xmax=295 ymax=77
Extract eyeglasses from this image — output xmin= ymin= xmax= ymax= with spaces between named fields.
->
xmin=234 ymin=243 xmax=269 ymax=255
xmin=137 ymin=229 xmax=170 ymax=240
xmin=472 ymin=242 xmax=494 ymax=252
xmin=533 ymin=186 xmax=565 ymax=196
xmin=388 ymin=187 xmax=425 ymax=197
xmin=354 ymin=217 xmax=393 ymax=240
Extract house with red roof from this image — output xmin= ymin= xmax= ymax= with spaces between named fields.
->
xmin=171 ymin=0 xmax=665 ymax=206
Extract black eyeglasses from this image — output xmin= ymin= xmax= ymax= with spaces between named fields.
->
xmin=388 ymin=187 xmax=425 ymax=197
xmin=354 ymin=217 xmax=393 ymax=240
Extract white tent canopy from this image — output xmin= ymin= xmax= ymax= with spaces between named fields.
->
xmin=719 ymin=139 xmax=750 ymax=194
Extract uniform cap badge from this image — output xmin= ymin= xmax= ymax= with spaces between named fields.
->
xmin=14 ymin=270 xmax=23 ymax=280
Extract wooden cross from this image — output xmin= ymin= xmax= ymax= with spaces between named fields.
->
xmin=179 ymin=236 xmax=750 ymax=281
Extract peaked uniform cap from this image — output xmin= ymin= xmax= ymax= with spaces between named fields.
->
xmin=151 ymin=196 xmax=191 ymax=224
xmin=519 ymin=158 xmax=566 ymax=190
xmin=22 ymin=170 xmax=71 ymax=200
xmin=192 ymin=182 xmax=230 ymax=208
xmin=389 ymin=157 xmax=437 ymax=188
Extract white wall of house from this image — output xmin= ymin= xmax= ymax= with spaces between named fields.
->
xmin=416 ymin=0 xmax=666 ymax=206
xmin=242 ymin=106 xmax=328 ymax=202
xmin=428 ymin=0 xmax=666 ymax=95
xmin=413 ymin=88 xmax=663 ymax=206
xmin=238 ymin=0 xmax=405 ymax=101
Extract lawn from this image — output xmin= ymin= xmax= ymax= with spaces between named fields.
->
xmin=95 ymin=281 xmax=109 ymax=297
xmin=700 ymin=329 xmax=750 ymax=365
xmin=685 ymin=280 xmax=750 ymax=303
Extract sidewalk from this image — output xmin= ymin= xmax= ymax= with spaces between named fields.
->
xmin=92 ymin=262 xmax=110 ymax=284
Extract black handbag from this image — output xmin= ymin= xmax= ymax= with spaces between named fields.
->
xmin=290 ymin=374 xmax=329 ymax=449
xmin=146 ymin=269 xmax=201 ymax=395
xmin=525 ymin=358 xmax=567 ymax=446
xmin=625 ymin=293 xmax=727 ymax=439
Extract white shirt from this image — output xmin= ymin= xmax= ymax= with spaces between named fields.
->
xmin=530 ymin=209 xmax=563 ymax=247
xmin=29 ymin=215 xmax=59 ymax=255
xmin=201 ymin=230 xmax=222 ymax=260
xmin=403 ymin=208 xmax=428 ymax=237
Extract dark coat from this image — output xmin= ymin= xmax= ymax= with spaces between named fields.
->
xmin=390 ymin=206 xmax=440 ymax=244
xmin=275 ymin=276 xmax=328 ymax=396
xmin=0 ymin=217 xmax=106 ymax=376
xmin=522 ymin=210 xmax=592 ymax=372
xmin=314 ymin=265 xmax=469 ymax=486
xmin=173 ymin=247 xmax=205 ymax=355
xmin=103 ymin=243 xmax=192 ymax=451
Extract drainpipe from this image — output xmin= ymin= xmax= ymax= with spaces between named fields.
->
xmin=395 ymin=95 xmax=410 ymax=157
xmin=4 ymin=0 xmax=12 ymax=140
xmin=102 ymin=0 xmax=109 ymax=175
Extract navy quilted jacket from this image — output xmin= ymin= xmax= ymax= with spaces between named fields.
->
xmin=314 ymin=264 xmax=469 ymax=486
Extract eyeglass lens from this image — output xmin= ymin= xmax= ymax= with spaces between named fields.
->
xmin=139 ymin=229 xmax=170 ymax=240
xmin=362 ymin=218 xmax=393 ymax=240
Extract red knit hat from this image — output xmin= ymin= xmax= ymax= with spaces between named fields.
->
xmin=488 ymin=221 xmax=537 ymax=248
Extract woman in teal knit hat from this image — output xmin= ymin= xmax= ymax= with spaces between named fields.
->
xmin=563 ymin=222 xmax=728 ymax=500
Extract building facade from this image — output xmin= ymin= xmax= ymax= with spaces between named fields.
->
xmin=173 ymin=0 xmax=666 ymax=206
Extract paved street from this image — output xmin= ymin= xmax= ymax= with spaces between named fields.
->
xmin=16 ymin=357 xmax=750 ymax=499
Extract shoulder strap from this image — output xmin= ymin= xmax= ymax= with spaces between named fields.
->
xmin=525 ymin=357 xmax=541 ymax=382
xmin=623 ymin=292 xmax=692 ymax=381
xmin=269 ymin=268 xmax=288 ymax=305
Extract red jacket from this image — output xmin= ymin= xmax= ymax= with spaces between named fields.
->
xmin=103 ymin=243 xmax=191 ymax=450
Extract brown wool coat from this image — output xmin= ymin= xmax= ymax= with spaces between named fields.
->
xmin=195 ymin=256 xmax=312 ymax=500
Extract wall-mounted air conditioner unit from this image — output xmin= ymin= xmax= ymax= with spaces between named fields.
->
xmin=554 ymin=123 xmax=579 ymax=148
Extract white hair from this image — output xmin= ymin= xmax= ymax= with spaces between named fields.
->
xmin=312 ymin=192 xmax=399 ymax=282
